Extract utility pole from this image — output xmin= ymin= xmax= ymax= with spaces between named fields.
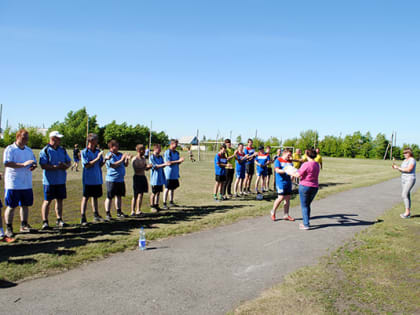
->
xmin=86 ymin=114 xmax=89 ymax=147
xmin=255 ymin=129 xmax=258 ymax=139
xmin=229 ymin=130 xmax=232 ymax=141
xmin=0 ymin=104 xmax=3 ymax=133
xmin=197 ymin=129 xmax=200 ymax=161
xmin=390 ymin=132 xmax=394 ymax=160
xmin=149 ymin=121 xmax=152 ymax=149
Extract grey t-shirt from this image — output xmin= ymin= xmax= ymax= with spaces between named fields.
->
xmin=401 ymin=158 xmax=416 ymax=179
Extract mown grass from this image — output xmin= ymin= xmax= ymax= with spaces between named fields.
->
xmin=0 ymin=150 xmax=398 ymax=282
xmin=232 ymin=190 xmax=420 ymax=315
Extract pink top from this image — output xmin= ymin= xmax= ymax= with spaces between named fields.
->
xmin=298 ymin=161 xmax=320 ymax=188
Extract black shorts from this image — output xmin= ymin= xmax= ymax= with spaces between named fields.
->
xmin=246 ymin=163 xmax=255 ymax=175
xmin=133 ymin=175 xmax=148 ymax=195
xmin=166 ymin=179 xmax=180 ymax=190
xmin=268 ymin=168 xmax=273 ymax=175
xmin=106 ymin=181 xmax=126 ymax=199
xmin=215 ymin=175 xmax=226 ymax=182
xmin=152 ymin=185 xmax=163 ymax=194
xmin=44 ymin=184 xmax=67 ymax=201
xmin=83 ymin=185 xmax=103 ymax=198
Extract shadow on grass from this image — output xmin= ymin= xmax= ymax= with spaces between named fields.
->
xmin=309 ymin=213 xmax=381 ymax=230
xmin=0 ymin=203 xmax=246 ymax=265
xmin=0 ymin=279 xmax=17 ymax=289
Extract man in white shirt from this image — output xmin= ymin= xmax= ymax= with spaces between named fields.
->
xmin=3 ymin=129 xmax=37 ymax=237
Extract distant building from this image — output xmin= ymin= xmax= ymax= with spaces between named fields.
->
xmin=178 ymin=136 xmax=199 ymax=145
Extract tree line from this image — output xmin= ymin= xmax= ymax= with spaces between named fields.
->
xmin=1 ymin=108 xmax=169 ymax=150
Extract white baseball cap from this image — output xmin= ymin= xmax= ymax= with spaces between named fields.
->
xmin=49 ymin=131 xmax=64 ymax=138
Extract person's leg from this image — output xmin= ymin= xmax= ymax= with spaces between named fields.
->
xmin=401 ymin=178 xmax=415 ymax=216
xmin=163 ymin=188 xmax=169 ymax=205
xmin=137 ymin=193 xmax=144 ymax=213
xmin=272 ymin=195 xmax=284 ymax=216
xmin=255 ymin=175 xmax=261 ymax=193
xmin=81 ymin=197 xmax=88 ymax=217
xmin=234 ymin=177 xmax=239 ymax=195
xmin=150 ymin=193 xmax=155 ymax=207
xmin=213 ymin=181 xmax=219 ymax=198
xmin=92 ymin=197 xmax=99 ymax=215
xmin=299 ymin=185 xmax=310 ymax=227
xmin=239 ymin=178 xmax=244 ymax=194
xmin=228 ymin=169 xmax=234 ymax=195
xmin=155 ymin=192 xmax=161 ymax=207
xmin=248 ymin=174 xmax=253 ymax=192
xmin=4 ymin=207 xmax=15 ymax=226
xmin=41 ymin=200 xmax=52 ymax=222
xmin=283 ymin=195 xmax=291 ymax=216
xmin=266 ymin=174 xmax=271 ymax=191
xmin=104 ymin=197 xmax=112 ymax=215
xmin=131 ymin=194 xmax=137 ymax=215
xmin=55 ymin=199 xmax=63 ymax=220
xmin=115 ymin=196 xmax=122 ymax=212
xmin=169 ymin=190 xmax=175 ymax=203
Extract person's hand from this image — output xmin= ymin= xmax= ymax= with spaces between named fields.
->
xmin=179 ymin=157 xmax=185 ymax=163
xmin=147 ymin=163 xmax=153 ymax=168
xmin=392 ymin=164 xmax=398 ymax=169
xmin=29 ymin=162 xmax=37 ymax=171
xmin=23 ymin=160 xmax=35 ymax=167
xmin=0 ymin=172 xmax=2 ymax=180
xmin=165 ymin=162 xmax=171 ymax=167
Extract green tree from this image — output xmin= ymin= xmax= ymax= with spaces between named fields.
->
xmin=236 ymin=135 xmax=242 ymax=144
xmin=283 ymin=137 xmax=298 ymax=148
xmin=372 ymin=133 xmax=389 ymax=159
xmin=297 ymin=130 xmax=319 ymax=150
xmin=265 ymin=136 xmax=281 ymax=147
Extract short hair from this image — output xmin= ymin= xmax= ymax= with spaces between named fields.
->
xmin=220 ymin=144 xmax=227 ymax=150
xmin=136 ymin=144 xmax=144 ymax=152
xmin=266 ymin=145 xmax=271 ymax=149
xmin=283 ymin=148 xmax=292 ymax=154
xmin=403 ymin=148 xmax=413 ymax=157
xmin=170 ymin=139 xmax=178 ymax=144
xmin=16 ymin=129 xmax=28 ymax=140
xmin=108 ymin=139 xmax=118 ymax=149
xmin=224 ymin=139 xmax=231 ymax=144
xmin=306 ymin=148 xmax=317 ymax=159
xmin=247 ymin=138 xmax=253 ymax=143
xmin=87 ymin=133 xmax=98 ymax=143
xmin=238 ymin=142 xmax=244 ymax=147
xmin=153 ymin=143 xmax=161 ymax=149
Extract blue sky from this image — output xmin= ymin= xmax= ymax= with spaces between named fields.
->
xmin=1 ymin=0 xmax=419 ymax=145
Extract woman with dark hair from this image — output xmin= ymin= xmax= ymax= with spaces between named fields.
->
xmin=392 ymin=148 xmax=416 ymax=218
xmin=291 ymin=149 xmax=320 ymax=230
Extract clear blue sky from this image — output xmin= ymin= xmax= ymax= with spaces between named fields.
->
xmin=1 ymin=0 xmax=419 ymax=145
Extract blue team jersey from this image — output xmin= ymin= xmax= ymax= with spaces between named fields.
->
xmin=235 ymin=152 xmax=247 ymax=171
xmin=164 ymin=149 xmax=180 ymax=180
xmin=150 ymin=154 xmax=166 ymax=186
xmin=39 ymin=145 xmax=71 ymax=186
xmin=214 ymin=153 xmax=227 ymax=176
xmin=256 ymin=153 xmax=270 ymax=172
xmin=105 ymin=152 xmax=126 ymax=183
xmin=274 ymin=157 xmax=293 ymax=185
xmin=244 ymin=147 xmax=256 ymax=164
xmin=81 ymin=148 xmax=104 ymax=186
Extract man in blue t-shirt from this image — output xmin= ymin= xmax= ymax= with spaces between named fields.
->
xmin=80 ymin=133 xmax=105 ymax=225
xmin=271 ymin=149 xmax=295 ymax=222
xmin=104 ymin=140 xmax=130 ymax=220
xmin=213 ymin=144 xmax=228 ymax=201
xmin=149 ymin=144 xmax=170 ymax=212
xmin=255 ymin=146 xmax=270 ymax=194
xmin=163 ymin=139 xmax=184 ymax=209
xmin=39 ymin=131 xmax=71 ymax=230
xmin=243 ymin=139 xmax=258 ymax=194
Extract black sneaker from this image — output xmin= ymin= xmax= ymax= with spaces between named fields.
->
xmin=105 ymin=213 xmax=112 ymax=221
xmin=41 ymin=222 xmax=52 ymax=230
xmin=93 ymin=215 xmax=104 ymax=222
xmin=56 ymin=219 xmax=68 ymax=227
xmin=5 ymin=226 xmax=14 ymax=238
xmin=116 ymin=211 xmax=128 ymax=218
xmin=80 ymin=216 xmax=88 ymax=226
xmin=169 ymin=201 xmax=177 ymax=207
xmin=20 ymin=224 xmax=32 ymax=233
xmin=162 ymin=203 xmax=169 ymax=210
xmin=150 ymin=206 xmax=158 ymax=213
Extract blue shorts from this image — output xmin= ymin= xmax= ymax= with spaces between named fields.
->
xmin=5 ymin=189 xmax=34 ymax=208
xmin=257 ymin=168 xmax=268 ymax=177
xmin=44 ymin=184 xmax=67 ymax=201
xmin=236 ymin=168 xmax=245 ymax=179
xmin=276 ymin=181 xmax=292 ymax=196
xmin=73 ymin=157 xmax=80 ymax=162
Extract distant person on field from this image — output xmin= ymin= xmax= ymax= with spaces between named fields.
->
xmin=3 ymin=129 xmax=37 ymax=237
xmin=71 ymin=144 xmax=81 ymax=171
xmin=80 ymin=133 xmax=105 ymax=225
xmin=145 ymin=146 xmax=150 ymax=160
xmin=290 ymin=149 xmax=320 ymax=230
xmin=233 ymin=143 xmax=248 ymax=197
xmin=104 ymin=140 xmax=131 ymax=220
xmin=244 ymin=139 xmax=257 ymax=194
xmin=314 ymin=148 xmax=323 ymax=169
xmin=265 ymin=146 xmax=273 ymax=191
xmin=163 ymin=139 xmax=185 ymax=209
xmin=149 ymin=144 xmax=169 ymax=212
xmin=222 ymin=139 xmax=236 ymax=199
xmin=292 ymin=148 xmax=303 ymax=185
xmin=272 ymin=148 xmax=281 ymax=190
xmin=131 ymin=144 xmax=152 ymax=216
xmin=271 ymin=149 xmax=295 ymax=222
xmin=0 ymin=172 xmax=15 ymax=243
xmin=39 ymin=131 xmax=72 ymax=230
xmin=255 ymin=145 xmax=270 ymax=194
xmin=188 ymin=146 xmax=196 ymax=162
xmin=392 ymin=148 xmax=416 ymax=219
xmin=214 ymin=144 xmax=228 ymax=201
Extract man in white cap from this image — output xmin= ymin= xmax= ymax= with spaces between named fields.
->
xmin=39 ymin=131 xmax=72 ymax=229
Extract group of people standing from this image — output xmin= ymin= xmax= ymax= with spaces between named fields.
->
xmin=0 ymin=130 xmax=184 ymax=242
xmin=213 ymin=139 xmax=323 ymax=230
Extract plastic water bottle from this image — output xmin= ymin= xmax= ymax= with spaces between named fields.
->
xmin=139 ymin=227 xmax=146 ymax=251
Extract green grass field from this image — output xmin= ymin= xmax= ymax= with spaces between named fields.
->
xmin=0 ymin=149 xmax=398 ymax=282
xmin=233 ymin=190 xmax=420 ymax=315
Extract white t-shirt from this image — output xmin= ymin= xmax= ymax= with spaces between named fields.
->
xmin=3 ymin=143 xmax=37 ymax=190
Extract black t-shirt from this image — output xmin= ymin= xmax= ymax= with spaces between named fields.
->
xmin=73 ymin=148 xmax=80 ymax=158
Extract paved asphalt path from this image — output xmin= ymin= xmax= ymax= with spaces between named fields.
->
xmin=1 ymin=177 xmax=417 ymax=315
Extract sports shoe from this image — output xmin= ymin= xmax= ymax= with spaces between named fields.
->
xmin=41 ymin=222 xmax=52 ymax=230
xmin=116 ymin=211 xmax=128 ymax=218
xmin=6 ymin=226 xmax=14 ymax=238
xmin=271 ymin=210 xmax=276 ymax=221
xmin=169 ymin=201 xmax=177 ymax=207
xmin=150 ymin=206 xmax=159 ymax=213
xmin=20 ymin=224 xmax=32 ymax=233
xmin=162 ymin=204 xmax=169 ymax=210
xmin=400 ymin=213 xmax=411 ymax=219
xmin=56 ymin=219 xmax=68 ymax=227
xmin=283 ymin=215 xmax=295 ymax=222
xmin=299 ymin=224 xmax=310 ymax=230
xmin=105 ymin=213 xmax=112 ymax=221
xmin=93 ymin=215 xmax=105 ymax=222
xmin=0 ymin=235 xmax=15 ymax=243
xmin=80 ymin=216 xmax=88 ymax=226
